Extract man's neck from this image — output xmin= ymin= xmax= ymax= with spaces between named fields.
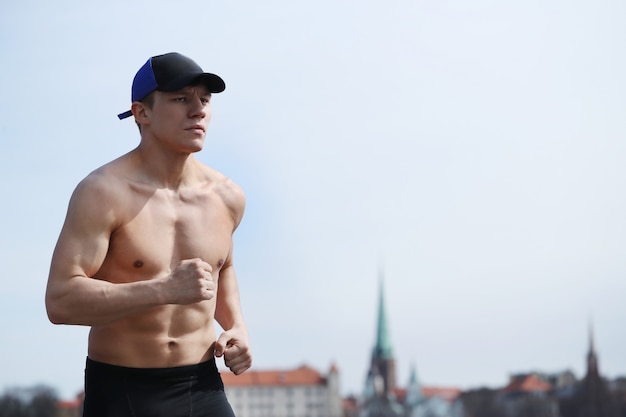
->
xmin=131 ymin=144 xmax=202 ymax=190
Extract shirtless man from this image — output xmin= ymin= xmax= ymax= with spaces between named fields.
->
xmin=45 ymin=52 xmax=251 ymax=417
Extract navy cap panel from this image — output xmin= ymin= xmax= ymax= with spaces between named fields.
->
xmin=131 ymin=58 xmax=158 ymax=102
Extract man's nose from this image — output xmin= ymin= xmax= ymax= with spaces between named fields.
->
xmin=189 ymin=98 xmax=207 ymax=118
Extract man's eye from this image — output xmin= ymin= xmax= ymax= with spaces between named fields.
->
xmin=201 ymin=98 xmax=210 ymax=104
xmin=175 ymin=97 xmax=186 ymax=102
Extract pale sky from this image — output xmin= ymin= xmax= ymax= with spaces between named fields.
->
xmin=1 ymin=0 xmax=625 ymax=401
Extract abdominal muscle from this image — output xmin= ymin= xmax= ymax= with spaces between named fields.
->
xmin=87 ymin=302 xmax=217 ymax=368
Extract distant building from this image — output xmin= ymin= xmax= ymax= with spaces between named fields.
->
xmin=558 ymin=323 xmax=622 ymax=417
xmin=57 ymin=394 xmax=83 ymax=417
xmin=359 ymin=276 xmax=460 ymax=417
xmin=498 ymin=373 xmax=560 ymax=417
xmin=456 ymin=323 xmax=626 ymax=417
xmin=221 ymin=363 xmax=343 ymax=417
xmin=54 ymin=392 xmax=85 ymax=417
xmin=220 ymin=276 xmax=460 ymax=417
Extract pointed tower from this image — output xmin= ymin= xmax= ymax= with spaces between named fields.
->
xmin=369 ymin=273 xmax=397 ymax=394
xmin=585 ymin=320 xmax=599 ymax=379
xmin=360 ymin=275 xmax=408 ymax=417
xmin=404 ymin=363 xmax=424 ymax=409
xmin=577 ymin=321 xmax=618 ymax=417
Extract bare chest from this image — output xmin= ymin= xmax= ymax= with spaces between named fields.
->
xmin=100 ymin=189 xmax=235 ymax=281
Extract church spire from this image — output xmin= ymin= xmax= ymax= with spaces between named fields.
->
xmin=405 ymin=363 xmax=424 ymax=407
xmin=373 ymin=272 xmax=393 ymax=360
xmin=362 ymin=271 xmax=399 ymax=409
xmin=586 ymin=319 xmax=599 ymax=378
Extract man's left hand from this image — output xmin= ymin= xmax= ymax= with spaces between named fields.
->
xmin=215 ymin=329 xmax=252 ymax=375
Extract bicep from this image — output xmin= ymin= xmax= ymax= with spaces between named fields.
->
xmin=48 ymin=180 xmax=116 ymax=285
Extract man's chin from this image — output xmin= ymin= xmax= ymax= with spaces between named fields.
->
xmin=184 ymin=138 xmax=205 ymax=153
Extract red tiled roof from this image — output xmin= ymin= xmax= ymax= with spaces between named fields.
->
xmin=503 ymin=374 xmax=552 ymax=393
xmin=393 ymin=387 xmax=407 ymax=400
xmin=422 ymin=387 xmax=462 ymax=402
xmin=393 ymin=386 xmax=461 ymax=403
xmin=57 ymin=399 xmax=81 ymax=409
xmin=221 ymin=365 xmax=326 ymax=387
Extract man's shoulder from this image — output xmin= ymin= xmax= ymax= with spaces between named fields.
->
xmin=72 ymin=158 xmax=130 ymax=202
xmin=198 ymin=163 xmax=241 ymax=194
xmin=199 ymin=164 xmax=246 ymax=224
xmin=62 ymin=161 xmax=131 ymax=231
xmin=218 ymin=181 xmax=246 ymax=229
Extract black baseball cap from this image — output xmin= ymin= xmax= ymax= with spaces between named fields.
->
xmin=117 ymin=52 xmax=226 ymax=120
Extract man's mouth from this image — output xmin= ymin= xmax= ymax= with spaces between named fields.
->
xmin=187 ymin=124 xmax=205 ymax=133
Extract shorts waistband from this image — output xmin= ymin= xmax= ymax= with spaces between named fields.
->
xmin=85 ymin=357 xmax=221 ymax=382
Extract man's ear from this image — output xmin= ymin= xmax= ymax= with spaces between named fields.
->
xmin=131 ymin=101 xmax=150 ymax=126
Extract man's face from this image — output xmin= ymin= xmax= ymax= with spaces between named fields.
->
xmin=144 ymin=85 xmax=213 ymax=153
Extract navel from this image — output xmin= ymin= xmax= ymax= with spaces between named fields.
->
xmin=133 ymin=260 xmax=144 ymax=268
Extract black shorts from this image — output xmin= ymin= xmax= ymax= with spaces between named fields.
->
xmin=82 ymin=357 xmax=235 ymax=417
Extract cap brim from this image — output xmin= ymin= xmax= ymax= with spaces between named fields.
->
xmin=159 ymin=72 xmax=225 ymax=94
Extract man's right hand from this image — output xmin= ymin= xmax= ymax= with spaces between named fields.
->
xmin=161 ymin=258 xmax=216 ymax=304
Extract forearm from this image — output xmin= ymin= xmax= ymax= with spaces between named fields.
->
xmin=215 ymin=297 xmax=247 ymax=333
xmin=46 ymin=275 xmax=165 ymax=326
xmin=213 ymin=265 xmax=252 ymax=375
xmin=214 ymin=268 xmax=247 ymax=332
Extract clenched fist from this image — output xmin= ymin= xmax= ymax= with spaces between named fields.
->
xmin=215 ymin=328 xmax=252 ymax=375
xmin=161 ymin=258 xmax=216 ymax=305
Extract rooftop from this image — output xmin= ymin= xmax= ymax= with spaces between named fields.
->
xmin=503 ymin=374 xmax=552 ymax=393
xmin=222 ymin=365 xmax=327 ymax=387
